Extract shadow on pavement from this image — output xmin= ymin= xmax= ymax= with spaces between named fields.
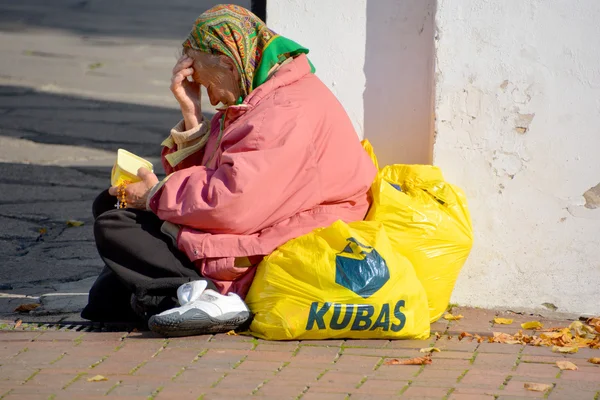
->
xmin=0 ymin=85 xmax=218 ymax=157
xmin=0 ymin=0 xmax=251 ymax=40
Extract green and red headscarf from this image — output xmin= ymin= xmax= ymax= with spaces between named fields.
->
xmin=183 ymin=4 xmax=314 ymax=103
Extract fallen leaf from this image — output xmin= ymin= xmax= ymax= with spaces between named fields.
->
xmin=87 ymin=375 xmax=108 ymax=382
xmin=443 ymin=313 xmax=464 ymax=321
xmin=521 ymin=321 xmax=544 ymax=330
xmin=419 ymin=347 xmax=441 ymax=353
xmin=552 ymin=345 xmax=579 ymax=354
xmin=384 ymin=355 xmax=432 ymax=366
xmin=585 ymin=317 xmax=600 ymax=333
xmin=491 ymin=332 xmax=522 ymax=344
xmin=556 ymin=361 xmax=578 ymax=371
xmin=586 ymin=317 xmax=600 ymax=327
xmin=459 ymin=332 xmax=473 ymax=341
xmin=14 ymin=319 xmax=22 ymax=329
xmin=66 ymin=220 xmax=85 ymax=227
xmin=524 ymin=382 xmax=552 ymax=392
xmin=14 ymin=303 xmax=40 ymax=313
xmin=588 ymin=358 xmax=600 ymax=365
xmin=569 ymin=321 xmax=597 ymax=339
xmin=226 ymin=330 xmax=238 ymax=336
xmin=38 ymin=227 xmax=48 ymax=235
xmin=494 ymin=317 xmax=514 ymax=325
xmin=434 ymin=331 xmax=441 ymax=339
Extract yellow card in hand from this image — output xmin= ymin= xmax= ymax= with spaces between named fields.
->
xmin=111 ymin=149 xmax=154 ymax=186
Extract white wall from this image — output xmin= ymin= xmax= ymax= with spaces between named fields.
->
xmin=267 ymin=0 xmax=368 ymax=137
xmin=435 ymin=0 xmax=600 ymax=315
xmin=364 ymin=0 xmax=435 ymax=165
xmin=267 ymin=0 xmax=435 ymax=165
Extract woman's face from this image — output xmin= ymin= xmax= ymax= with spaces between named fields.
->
xmin=189 ymin=51 xmax=241 ymax=107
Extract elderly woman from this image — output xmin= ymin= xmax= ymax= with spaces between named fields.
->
xmin=82 ymin=4 xmax=376 ymax=336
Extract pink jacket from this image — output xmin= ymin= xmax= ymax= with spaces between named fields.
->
xmin=149 ymin=54 xmax=376 ymax=297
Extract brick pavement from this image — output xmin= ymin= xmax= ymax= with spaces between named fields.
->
xmin=0 ymin=307 xmax=598 ymax=399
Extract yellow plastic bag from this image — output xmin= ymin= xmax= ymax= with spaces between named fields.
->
xmin=362 ymin=140 xmax=473 ymax=322
xmin=246 ymin=220 xmax=430 ymax=340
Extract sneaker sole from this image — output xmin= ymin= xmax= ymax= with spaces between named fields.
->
xmin=148 ymin=309 xmax=250 ymax=337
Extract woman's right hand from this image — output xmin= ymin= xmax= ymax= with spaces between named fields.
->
xmin=170 ymin=55 xmax=202 ymax=130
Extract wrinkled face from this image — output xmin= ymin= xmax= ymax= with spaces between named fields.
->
xmin=186 ymin=50 xmax=241 ymax=107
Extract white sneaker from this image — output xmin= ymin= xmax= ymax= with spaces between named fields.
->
xmin=148 ymin=287 xmax=251 ymax=337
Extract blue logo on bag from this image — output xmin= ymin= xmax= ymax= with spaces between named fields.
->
xmin=335 ymin=237 xmax=390 ymax=298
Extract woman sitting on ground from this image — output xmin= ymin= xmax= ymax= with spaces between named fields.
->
xmin=82 ymin=4 xmax=376 ymax=336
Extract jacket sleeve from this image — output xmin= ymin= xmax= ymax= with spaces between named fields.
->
xmin=160 ymin=119 xmax=212 ymax=175
xmin=148 ymin=104 xmax=316 ymax=235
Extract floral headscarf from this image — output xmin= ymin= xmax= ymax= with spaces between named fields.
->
xmin=183 ymin=4 xmax=314 ymax=102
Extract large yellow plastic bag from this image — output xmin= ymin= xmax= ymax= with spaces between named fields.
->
xmin=362 ymin=140 xmax=473 ymax=323
xmin=245 ymin=220 xmax=430 ymax=340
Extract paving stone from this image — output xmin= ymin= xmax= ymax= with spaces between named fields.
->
xmin=155 ymin=383 xmax=208 ymax=399
xmin=402 ymin=385 xmax=453 ymax=397
xmin=514 ymin=362 xmax=562 ymax=378
xmin=354 ymin=378 xmax=409 ymax=394
xmin=478 ymin=342 xmax=524 ymax=354
xmin=473 ymin=352 xmax=520 ymax=368
xmin=340 ymin=347 xmax=420 ymax=359
xmin=435 ymin=337 xmax=479 ymax=352
xmin=501 ymin=380 xmax=550 ymax=397
xmin=455 ymin=370 xmax=509 ymax=389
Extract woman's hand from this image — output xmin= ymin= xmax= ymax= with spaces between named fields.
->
xmin=171 ymin=55 xmax=202 ymax=130
xmin=109 ymin=168 xmax=159 ymax=210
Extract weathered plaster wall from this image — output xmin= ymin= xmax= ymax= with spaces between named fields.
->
xmin=435 ymin=0 xmax=600 ymax=315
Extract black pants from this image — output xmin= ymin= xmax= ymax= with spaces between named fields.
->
xmin=81 ymin=190 xmax=215 ymax=322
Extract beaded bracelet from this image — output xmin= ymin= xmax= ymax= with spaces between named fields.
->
xmin=115 ymin=181 xmax=130 ymax=209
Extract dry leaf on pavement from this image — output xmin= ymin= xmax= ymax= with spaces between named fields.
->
xmin=459 ymin=332 xmax=473 ymax=341
xmin=87 ymin=375 xmax=108 ymax=382
xmin=443 ymin=313 xmax=464 ymax=321
xmin=569 ymin=321 xmax=597 ymax=339
xmin=552 ymin=345 xmax=579 ymax=354
xmin=434 ymin=331 xmax=441 ymax=339
xmin=556 ymin=361 xmax=578 ymax=370
xmin=14 ymin=319 xmax=22 ymax=329
xmin=419 ymin=347 xmax=441 ymax=353
xmin=588 ymin=358 xmax=600 ymax=364
xmin=521 ymin=321 xmax=544 ymax=330
xmin=226 ymin=330 xmax=238 ymax=336
xmin=384 ymin=355 xmax=432 ymax=366
xmin=586 ymin=317 xmax=600 ymax=333
xmin=524 ymin=382 xmax=552 ymax=392
xmin=493 ymin=317 xmax=514 ymax=325
xmin=66 ymin=220 xmax=85 ymax=227
xmin=586 ymin=316 xmax=600 ymax=326
xmin=14 ymin=303 xmax=40 ymax=313
xmin=491 ymin=332 xmax=523 ymax=345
